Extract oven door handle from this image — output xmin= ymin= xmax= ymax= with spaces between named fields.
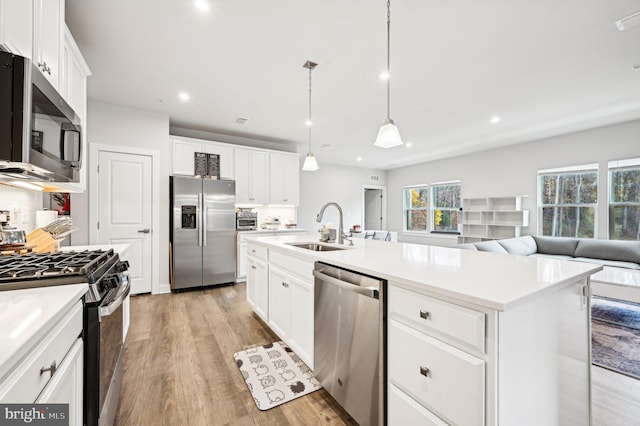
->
xmin=99 ymin=276 xmax=131 ymax=318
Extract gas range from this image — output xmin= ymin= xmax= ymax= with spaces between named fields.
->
xmin=0 ymin=249 xmax=128 ymax=303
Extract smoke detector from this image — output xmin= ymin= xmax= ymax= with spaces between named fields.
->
xmin=235 ymin=117 xmax=249 ymax=125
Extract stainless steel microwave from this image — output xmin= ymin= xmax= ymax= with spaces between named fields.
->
xmin=0 ymin=50 xmax=82 ymax=183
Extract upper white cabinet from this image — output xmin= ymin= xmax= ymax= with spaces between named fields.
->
xmin=269 ymin=153 xmax=300 ymax=205
xmin=61 ymin=25 xmax=90 ymax=123
xmin=33 ymin=0 xmax=64 ymax=90
xmin=0 ymin=0 xmax=33 ymax=57
xmin=235 ymin=148 xmax=269 ymax=204
xmin=171 ymin=136 xmax=235 ymax=179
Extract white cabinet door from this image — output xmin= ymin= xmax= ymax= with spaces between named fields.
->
xmin=253 ymin=258 xmax=268 ymax=321
xmin=268 ymin=266 xmax=291 ymax=340
xmin=269 ymin=153 xmax=300 ymax=205
xmin=33 ymin=0 xmax=64 ymax=89
xmin=237 ymin=241 xmax=247 ymax=280
xmin=246 ymin=254 xmax=257 ymax=308
xmin=35 ymin=339 xmax=83 ymax=426
xmin=204 ymin=143 xmax=235 ymax=180
xmin=0 ymin=0 xmax=32 ymax=57
xmin=235 ymin=149 xmax=269 ymax=204
xmin=61 ymin=26 xmax=90 ymax=123
xmin=289 ymin=274 xmax=314 ymax=368
xmin=172 ymin=139 xmax=202 ymax=176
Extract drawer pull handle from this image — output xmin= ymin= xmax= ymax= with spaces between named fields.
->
xmin=251 ymin=265 xmax=257 ymax=269
xmin=282 ymin=282 xmax=288 ymax=288
xmin=40 ymin=360 xmax=57 ymax=377
xmin=420 ymin=366 xmax=430 ymax=378
xmin=419 ymin=310 xmax=431 ymax=320
xmin=251 ymin=249 xmax=256 ymax=253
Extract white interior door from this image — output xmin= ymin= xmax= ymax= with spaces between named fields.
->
xmin=97 ymin=150 xmax=153 ymax=294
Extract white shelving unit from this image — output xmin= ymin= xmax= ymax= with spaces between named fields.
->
xmin=458 ymin=196 xmax=529 ymax=243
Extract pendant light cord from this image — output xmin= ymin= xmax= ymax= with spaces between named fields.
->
xmin=308 ymin=66 xmax=312 ymax=154
xmin=386 ymin=0 xmax=391 ymax=121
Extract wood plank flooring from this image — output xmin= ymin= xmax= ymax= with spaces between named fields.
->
xmin=116 ymin=283 xmax=640 ymax=425
xmin=115 ymin=283 xmax=356 ymax=426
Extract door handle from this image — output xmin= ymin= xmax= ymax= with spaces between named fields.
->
xmin=137 ymin=228 xmax=151 ymax=234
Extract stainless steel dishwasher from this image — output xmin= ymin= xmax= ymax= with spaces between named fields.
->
xmin=313 ymin=262 xmax=386 ymax=426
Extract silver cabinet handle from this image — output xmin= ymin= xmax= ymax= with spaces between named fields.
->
xmin=251 ymin=249 xmax=256 ymax=253
xmin=137 ymin=228 xmax=151 ymax=233
xmin=281 ymin=282 xmax=288 ymax=288
xmin=419 ymin=310 xmax=431 ymax=320
xmin=41 ymin=360 xmax=57 ymax=377
xmin=251 ymin=265 xmax=257 ymax=270
xmin=420 ymin=366 xmax=430 ymax=378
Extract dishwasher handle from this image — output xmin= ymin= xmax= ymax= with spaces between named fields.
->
xmin=313 ymin=270 xmax=379 ymax=299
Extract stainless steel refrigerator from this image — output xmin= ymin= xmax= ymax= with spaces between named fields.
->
xmin=170 ymin=176 xmax=236 ymax=290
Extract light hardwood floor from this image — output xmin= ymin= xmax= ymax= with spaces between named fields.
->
xmin=115 ymin=283 xmax=356 ymax=426
xmin=116 ymin=283 xmax=640 ymax=425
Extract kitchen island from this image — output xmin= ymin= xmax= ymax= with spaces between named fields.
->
xmin=247 ymin=233 xmax=602 ymax=426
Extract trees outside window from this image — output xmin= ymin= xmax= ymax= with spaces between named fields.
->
xmin=431 ymin=182 xmax=461 ymax=233
xmin=539 ymin=166 xmax=598 ymax=238
xmin=403 ymin=186 xmax=428 ymax=232
xmin=609 ymin=159 xmax=640 ymax=240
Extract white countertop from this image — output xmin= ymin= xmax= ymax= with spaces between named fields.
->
xmin=238 ymin=228 xmax=307 ymax=235
xmin=251 ymin=233 xmax=602 ymax=311
xmin=0 ymin=284 xmax=88 ymax=381
xmin=60 ymin=244 xmax=130 ymax=257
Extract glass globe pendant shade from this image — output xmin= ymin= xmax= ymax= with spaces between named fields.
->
xmin=374 ymin=119 xmax=403 ymax=148
xmin=302 ymin=153 xmax=319 ymax=171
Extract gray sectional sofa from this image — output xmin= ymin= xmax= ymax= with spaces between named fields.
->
xmin=457 ymin=236 xmax=640 ymax=270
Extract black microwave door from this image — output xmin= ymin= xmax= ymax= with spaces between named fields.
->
xmin=0 ymin=51 xmax=26 ymax=162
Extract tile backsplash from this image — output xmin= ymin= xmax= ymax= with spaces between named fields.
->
xmin=0 ymin=186 xmax=44 ymax=231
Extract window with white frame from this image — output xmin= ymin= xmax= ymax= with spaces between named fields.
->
xmin=538 ymin=164 xmax=598 ymax=238
xmin=431 ymin=182 xmax=461 ymax=233
xmin=403 ymin=185 xmax=428 ymax=232
xmin=609 ymin=158 xmax=640 ymax=240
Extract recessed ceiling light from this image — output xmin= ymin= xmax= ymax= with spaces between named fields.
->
xmin=305 ymin=119 xmax=312 ymax=126
xmin=235 ymin=117 xmax=249 ymax=125
xmin=194 ymin=0 xmax=211 ymax=12
xmin=320 ymin=144 xmax=332 ymax=149
xmin=178 ymin=92 xmax=190 ymax=101
xmin=357 ymin=156 xmax=362 ymax=162
xmin=379 ymin=71 xmax=390 ymax=81
xmin=490 ymin=116 xmax=501 ymax=124
xmin=406 ymin=142 xmax=413 ymax=148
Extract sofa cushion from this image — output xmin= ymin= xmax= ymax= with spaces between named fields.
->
xmin=532 ymin=236 xmax=579 ymax=257
xmin=574 ymin=239 xmax=640 ymax=265
xmin=572 ymin=257 xmax=640 ymax=270
xmin=456 ymin=243 xmax=479 ymax=251
xmin=530 ymin=253 xmax=575 ymax=261
xmin=497 ymin=236 xmax=538 ymax=256
xmin=473 ymin=240 xmax=509 ymax=254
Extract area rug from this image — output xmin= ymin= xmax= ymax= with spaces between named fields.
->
xmin=591 ymin=297 xmax=640 ymax=380
xmin=233 ymin=341 xmax=322 ymax=410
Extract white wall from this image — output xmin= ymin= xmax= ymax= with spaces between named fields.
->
xmin=71 ymin=101 xmax=170 ymax=287
xmin=387 ymin=119 xmax=640 ymax=245
xmin=298 ymin=163 xmax=387 ymax=233
xmin=0 ymin=186 xmax=43 ymax=231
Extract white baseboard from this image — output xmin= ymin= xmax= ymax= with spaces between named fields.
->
xmin=154 ymin=283 xmax=172 ymax=295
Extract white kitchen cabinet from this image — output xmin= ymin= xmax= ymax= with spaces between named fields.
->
xmin=388 ymin=279 xmax=591 ymax=425
xmin=269 ymin=152 xmax=300 ymax=205
xmin=246 ymin=242 xmax=269 ymax=322
xmin=267 ymin=249 xmax=314 ymax=368
xmin=235 ymin=148 xmax=269 ymax=204
xmin=0 ymin=0 xmax=32 ymax=57
xmin=238 ymin=233 xmax=273 ymax=281
xmin=61 ymin=25 xmax=90 ymax=123
xmin=171 ymin=136 xmax=235 ymax=179
xmin=36 ymin=338 xmax=83 ymax=426
xmin=33 ymin=0 xmax=64 ymax=90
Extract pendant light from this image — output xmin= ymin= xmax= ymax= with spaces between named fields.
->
xmin=302 ymin=60 xmax=319 ymax=171
xmin=374 ymin=0 xmax=403 ymax=148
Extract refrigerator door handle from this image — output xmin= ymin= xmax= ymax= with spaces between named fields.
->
xmin=203 ymin=198 xmax=208 ymax=247
xmin=198 ymin=193 xmax=203 ymax=247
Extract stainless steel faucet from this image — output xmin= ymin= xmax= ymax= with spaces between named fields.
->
xmin=316 ymin=202 xmax=350 ymax=245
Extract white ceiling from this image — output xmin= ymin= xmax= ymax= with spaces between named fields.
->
xmin=65 ymin=0 xmax=640 ymax=171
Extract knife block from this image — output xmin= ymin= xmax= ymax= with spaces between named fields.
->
xmin=26 ymin=228 xmax=61 ymax=253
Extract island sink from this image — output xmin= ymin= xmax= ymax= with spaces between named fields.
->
xmin=287 ymin=242 xmax=347 ymax=252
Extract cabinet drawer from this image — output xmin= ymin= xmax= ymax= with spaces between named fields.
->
xmin=0 ymin=301 xmax=83 ymax=403
xmin=270 ymin=250 xmax=313 ymax=281
xmin=390 ymin=285 xmax=485 ymax=353
xmin=389 ymin=319 xmax=485 ymax=426
xmin=389 ymin=384 xmax=447 ymax=426
xmin=247 ymin=243 xmax=268 ymax=261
